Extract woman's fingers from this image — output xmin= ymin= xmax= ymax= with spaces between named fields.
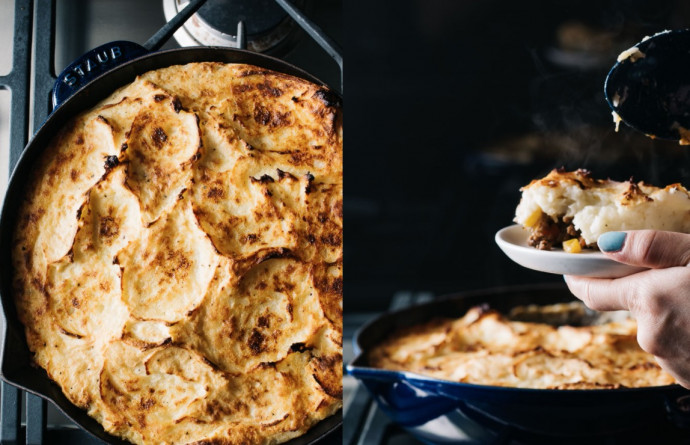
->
xmin=566 ymin=267 xmax=690 ymax=314
xmin=597 ymin=230 xmax=690 ymax=268
xmin=563 ymin=275 xmax=630 ymax=312
xmin=566 ymin=268 xmax=690 ymax=364
xmin=657 ymin=357 xmax=690 ymax=388
xmin=564 ymin=231 xmax=690 ymax=389
xmin=565 ymin=230 xmax=690 ymax=311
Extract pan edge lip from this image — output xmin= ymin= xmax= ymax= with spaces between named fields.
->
xmin=346 ymin=361 xmax=684 ymax=396
xmin=0 ymin=46 xmax=342 ymax=444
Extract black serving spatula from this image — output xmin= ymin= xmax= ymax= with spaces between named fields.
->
xmin=605 ymin=29 xmax=690 ymax=143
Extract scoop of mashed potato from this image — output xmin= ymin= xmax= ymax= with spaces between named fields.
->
xmin=514 ymin=168 xmax=690 ymax=250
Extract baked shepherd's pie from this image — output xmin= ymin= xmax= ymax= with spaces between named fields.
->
xmin=12 ymin=63 xmax=342 ymax=444
xmin=370 ymin=303 xmax=675 ymax=389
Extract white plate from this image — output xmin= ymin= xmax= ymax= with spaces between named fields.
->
xmin=495 ymin=225 xmax=647 ymax=278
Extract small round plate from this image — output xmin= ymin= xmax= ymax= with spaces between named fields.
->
xmin=495 ymin=225 xmax=647 ymax=278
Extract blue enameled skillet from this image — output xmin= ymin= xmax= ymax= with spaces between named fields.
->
xmin=347 ymin=283 xmax=690 ymax=443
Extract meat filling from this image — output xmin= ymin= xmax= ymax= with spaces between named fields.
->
xmin=527 ymin=214 xmax=589 ymax=250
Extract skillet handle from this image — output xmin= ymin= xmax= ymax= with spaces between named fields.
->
xmin=52 ymin=41 xmax=148 ymax=109
xmin=51 ymin=0 xmax=210 ymax=110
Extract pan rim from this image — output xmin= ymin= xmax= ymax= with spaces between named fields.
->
xmin=347 ymin=282 xmax=685 ymax=397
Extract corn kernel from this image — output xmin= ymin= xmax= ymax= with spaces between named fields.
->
xmin=563 ymin=239 xmax=582 ymax=254
xmin=524 ymin=208 xmax=542 ymax=228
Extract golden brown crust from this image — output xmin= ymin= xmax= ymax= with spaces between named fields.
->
xmin=369 ymin=304 xmax=675 ymax=389
xmin=12 ymin=63 xmax=342 ymax=444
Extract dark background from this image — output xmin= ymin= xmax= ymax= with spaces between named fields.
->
xmin=344 ymin=0 xmax=690 ymax=311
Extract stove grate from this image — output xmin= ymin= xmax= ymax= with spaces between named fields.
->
xmin=1 ymin=0 xmax=102 ymax=437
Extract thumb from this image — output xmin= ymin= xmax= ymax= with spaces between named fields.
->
xmin=598 ymin=230 xmax=690 ymax=269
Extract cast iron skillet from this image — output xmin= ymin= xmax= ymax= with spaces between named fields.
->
xmin=347 ymin=283 xmax=690 ymax=442
xmin=0 ymin=47 xmax=342 ymax=445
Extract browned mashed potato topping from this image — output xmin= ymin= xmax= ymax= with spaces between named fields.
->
xmin=514 ymin=168 xmax=690 ymax=251
xmin=12 ymin=63 xmax=342 ymax=444
xmin=370 ymin=303 xmax=674 ymax=389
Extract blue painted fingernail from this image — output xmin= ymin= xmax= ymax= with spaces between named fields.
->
xmin=598 ymin=231 xmax=626 ymax=252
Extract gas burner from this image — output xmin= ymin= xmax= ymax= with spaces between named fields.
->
xmin=163 ymin=0 xmax=306 ymax=55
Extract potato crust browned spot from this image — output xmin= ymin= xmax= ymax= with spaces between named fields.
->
xmin=11 ymin=63 xmax=342 ymax=445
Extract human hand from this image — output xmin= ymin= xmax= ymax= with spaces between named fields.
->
xmin=564 ymin=230 xmax=690 ymax=388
